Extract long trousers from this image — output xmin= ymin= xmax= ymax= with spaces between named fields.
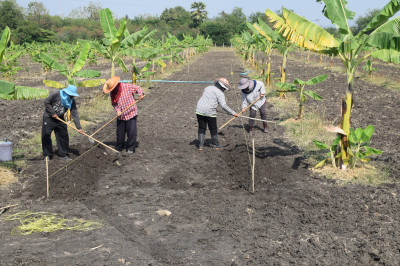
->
xmin=197 ymin=114 xmax=218 ymax=135
xmin=42 ymin=115 xmax=69 ymax=157
xmin=249 ymin=102 xmax=267 ymax=126
xmin=116 ymin=116 xmax=137 ymax=152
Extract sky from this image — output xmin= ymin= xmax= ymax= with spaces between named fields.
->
xmin=15 ymin=0 xmax=391 ymax=27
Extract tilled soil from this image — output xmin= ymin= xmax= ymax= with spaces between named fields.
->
xmin=1 ymin=49 xmax=400 ymax=265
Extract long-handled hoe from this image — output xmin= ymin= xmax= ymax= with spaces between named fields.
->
xmin=88 ymin=95 xmax=147 ymax=144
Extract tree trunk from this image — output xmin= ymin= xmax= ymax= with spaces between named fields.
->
xmin=339 ymin=78 xmax=353 ymax=169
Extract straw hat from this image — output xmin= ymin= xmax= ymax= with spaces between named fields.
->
xmin=103 ymin=76 xmax=121 ymax=93
xmin=214 ymin=78 xmax=231 ymax=90
xmin=237 ymin=78 xmax=254 ymax=90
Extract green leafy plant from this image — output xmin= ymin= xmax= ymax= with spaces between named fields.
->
xmin=40 ymin=40 xmax=104 ymax=88
xmin=348 ymin=125 xmax=382 ymax=168
xmin=275 ymin=74 xmax=326 ymax=119
xmin=0 ymin=27 xmax=48 ymax=100
xmin=313 ymin=125 xmax=382 ymax=169
xmin=0 ymin=79 xmax=48 ymax=100
xmin=313 ymin=135 xmax=341 ymax=168
xmin=362 ymin=59 xmax=378 ymax=76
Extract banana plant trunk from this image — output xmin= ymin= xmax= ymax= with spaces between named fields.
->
xmin=339 ymin=74 xmax=354 ymax=168
xmin=279 ymin=51 xmax=287 ymax=98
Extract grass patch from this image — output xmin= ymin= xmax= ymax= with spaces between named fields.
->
xmin=0 ymin=167 xmax=18 ymax=189
xmin=312 ymin=164 xmax=392 ymax=185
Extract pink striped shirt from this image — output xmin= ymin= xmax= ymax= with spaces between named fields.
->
xmin=112 ymin=83 xmax=145 ymax=120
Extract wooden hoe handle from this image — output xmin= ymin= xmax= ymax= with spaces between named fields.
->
xmin=218 ymin=95 xmax=262 ymax=131
xmin=55 ymin=117 xmax=119 ymax=153
xmin=91 ymin=95 xmax=146 ymax=137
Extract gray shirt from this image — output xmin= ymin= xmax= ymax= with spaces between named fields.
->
xmin=241 ymin=80 xmax=266 ymax=111
xmin=196 ymin=86 xmax=236 ymax=117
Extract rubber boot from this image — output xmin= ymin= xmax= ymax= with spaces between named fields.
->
xmin=211 ymin=134 xmax=223 ymax=149
xmin=198 ymin=133 xmax=205 ymax=151
xmin=263 ymin=122 xmax=269 ymax=133
xmin=248 ymin=125 xmax=253 ymax=136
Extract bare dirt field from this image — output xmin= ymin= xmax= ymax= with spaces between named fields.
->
xmin=1 ymin=49 xmax=400 ymax=265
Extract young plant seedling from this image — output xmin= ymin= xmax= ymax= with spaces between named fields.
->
xmin=275 ymin=74 xmax=327 ymax=119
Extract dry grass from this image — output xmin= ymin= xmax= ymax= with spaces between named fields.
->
xmin=312 ymin=164 xmax=392 ymax=185
xmin=0 ymin=168 xmax=17 ymax=189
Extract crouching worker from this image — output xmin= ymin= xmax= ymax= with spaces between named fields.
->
xmin=195 ymin=78 xmax=238 ymax=151
xmin=238 ymin=77 xmax=268 ymax=135
xmin=42 ymin=85 xmax=83 ymax=161
xmin=103 ymin=76 xmax=145 ymax=154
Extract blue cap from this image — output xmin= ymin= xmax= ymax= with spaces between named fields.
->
xmin=63 ymin=85 xmax=79 ymax=97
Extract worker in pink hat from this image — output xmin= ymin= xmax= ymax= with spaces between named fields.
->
xmin=195 ymin=78 xmax=238 ymax=150
xmin=103 ymin=76 xmax=145 ymax=154
xmin=238 ymin=77 xmax=268 ymax=135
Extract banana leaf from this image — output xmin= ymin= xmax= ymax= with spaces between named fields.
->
xmin=359 ymin=0 xmax=400 ymax=36
xmin=72 ymin=41 xmax=90 ymax=74
xmin=77 ymin=79 xmax=106 ymax=88
xmin=305 ymin=74 xmax=328 ymax=85
xmin=43 ymin=80 xmax=65 ymax=89
xmin=371 ymin=48 xmax=400 ymax=64
xmin=100 ymin=8 xmax=117 ymax=42
xmin=304 ymin=90 xmax=323 ymax=100
xmin=0 ymin=79 xmax=15 ymax=99
xmin=75 ymin=69 xmax=101 ymax=78
xmin=317 ymin=0 xmax=354 ymax=35
xmin=372 ymin=16 xmax=400 ymax=35
xmin=40 ymin=53 xmax=68 ymax=74
xmin=113 ymin=57 xmax=127 ymax=73
xmin=0 ymin=26 xmax=10 ymax=64
xmin=14 ymin=86 xmax=49 ymax=100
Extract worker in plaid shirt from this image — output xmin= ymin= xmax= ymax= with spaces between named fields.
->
xmin=103 ymin=76 xmax=145 ymax=154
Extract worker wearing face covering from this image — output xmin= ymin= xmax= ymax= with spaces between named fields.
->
xmin=41 ymin=85 xmax=83 ymax=161
xmin=237 ymin=77 xmax=268 ymax=135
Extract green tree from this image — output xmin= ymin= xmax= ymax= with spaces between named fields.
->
xmin=160 ymin=6 xmax=191 ymax=28
xmin=351 ymin=8 xmax=381 ymax=35
xmin=26 ymin=1 xmax=49 ymax=28
xmin=200 ymin=21 xmax=231 ymax=46
xmin=13 ymin=21 xmax=56 ymax=44
xmin=190 ymin=2 xmax=207 ymax=27
xmin=0 ymin=0 xmax=24 ymax=30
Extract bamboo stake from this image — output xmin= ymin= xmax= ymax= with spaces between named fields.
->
xmin=251 ymin=139 xmax=255 ymax=193
xmin=46 ymin=156 xmax=49 ymax=198
xmin=55 ymin=117 xmax=119 ymax=153
xmin=90 ymin=95 xmax=146 ymax=137
xmin=237 ymin=115 xmax=276 ymax=124
xmin=0 ymin=203 xmax=19 ymax=211
xmin=219 ymin=95 xmax=262 ymax=131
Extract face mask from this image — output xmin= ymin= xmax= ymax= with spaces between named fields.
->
xmin=243 ymin=88 xmax=250 ymax=93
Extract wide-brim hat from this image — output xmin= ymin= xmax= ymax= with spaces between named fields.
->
xmin=103 ymin=76 xmax=121 ymax=93
xmin=237 ymin=77 xmax=254 ymax=90
xmin=214 ymin=78 xmax=231 ymax=90
xmin=63 ymin=85 xmax=79 ymax=97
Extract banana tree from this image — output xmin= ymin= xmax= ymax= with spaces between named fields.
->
xmin=266 ymin=0 xmax=400 ymax=168
xmin=0 ymin=27 xmax=48 ymax=100
xmin=251 ymin=17 xmax=294 ymax=96
xmin=91 ymin=8 xmax=157 ymax=79
xmin=246 ymin=21 xmax=274 ymax=85
xmin=40 ymin=40 xmax=105 ymax=88
xmin=275 ymin=74 xmax=326 ymax=119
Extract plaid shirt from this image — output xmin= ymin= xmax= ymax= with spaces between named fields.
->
xmin=112 ymin=83 xmax=145 ymax=120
